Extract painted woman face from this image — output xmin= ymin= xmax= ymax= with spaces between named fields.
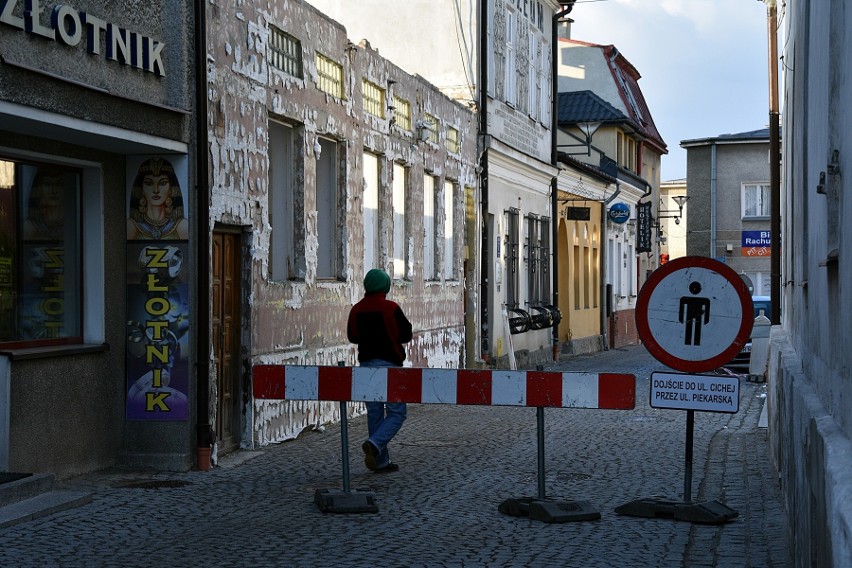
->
xmin=142 ymin=174 xmax=171 ymax=205
xmin=37 ymin=174 xmax=64 ymax=207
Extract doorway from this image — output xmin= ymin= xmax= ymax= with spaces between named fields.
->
xmin=212 ymin=229 xmax=242 ymax=454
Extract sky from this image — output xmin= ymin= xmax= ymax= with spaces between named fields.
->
xmin=566 ymin=0 xmax=772 ymax=181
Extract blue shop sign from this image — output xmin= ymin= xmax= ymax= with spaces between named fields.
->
xmin=609 ymin=202 xmax=630 ymax=224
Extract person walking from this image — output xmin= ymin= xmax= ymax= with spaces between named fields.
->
xmin=347 ymin=269 xmax=413 ymax=474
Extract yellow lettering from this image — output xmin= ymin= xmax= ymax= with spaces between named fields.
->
xmin=145 ymin=392 xmax=170 ymax=412
xmin=145 ymin=297 xmax=170 ymax=315
xmin=151 ymin=368 xmax=163 ymax=388
xmin=43 ymin=248 xmax=64 ymax=269
xmin=41 ymin=297 xmax=64 ymax=315
xmin=146 ymin=320 xmax=169 ymax=340
xmin=146 ymin=344 xmax=169 ymax=364
xmin=42 ymin=273 xmax=65 ymax=292
xmin=144 ymin=248 xmax=169 ymax=269
xmin=146 ymin=273 xmax=168 ymax=292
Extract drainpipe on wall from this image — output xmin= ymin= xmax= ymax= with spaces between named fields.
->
xmin=551 ymin=2 xmax=575 ymax=362
xmin=479 ymin=0 xmax=490 ymax=362
xmin=766 ymin=0 xmax=781 ymax=325
xmin=601 ymin=182 xmax=621 ymax=351
xmin=710 ymin=142 xmax=717 ymax=258
xmin=195 ymin=0 xmax=213 ymax=451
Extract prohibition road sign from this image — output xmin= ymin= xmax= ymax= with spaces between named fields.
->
xmin=636 ymin=256 xmax=753 ymax=373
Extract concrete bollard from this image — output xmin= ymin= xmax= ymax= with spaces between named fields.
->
xmin=748 ymin=311 xmax=772 ymax=381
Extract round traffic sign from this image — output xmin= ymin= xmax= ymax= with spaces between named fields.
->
xmin=636 ymin=256 xmax=753 ymax=373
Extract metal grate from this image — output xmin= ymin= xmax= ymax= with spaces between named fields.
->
xmin=268 ymin=26 xmax=302 ymax=78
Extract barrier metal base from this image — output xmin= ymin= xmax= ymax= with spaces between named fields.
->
xmin=499 ymin=497 xmax=600 ymax=523
xmin=615 ymin=498 xmax=738 ymax=524
xmin=314 ymin=488 xmax=379 ymax=514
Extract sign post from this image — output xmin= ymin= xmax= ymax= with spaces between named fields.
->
xmin=617 ymin=256 xmax=750 ymax=524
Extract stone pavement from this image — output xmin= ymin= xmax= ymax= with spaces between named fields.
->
xmin=0 ymin=346 xmax=790 ymax=567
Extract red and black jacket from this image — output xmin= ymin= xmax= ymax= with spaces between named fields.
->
xmin=347 ymin=293 xmax=413 ymax=366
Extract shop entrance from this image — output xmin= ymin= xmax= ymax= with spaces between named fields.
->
xmin=212 ymin=230 xmax=242 ymax=454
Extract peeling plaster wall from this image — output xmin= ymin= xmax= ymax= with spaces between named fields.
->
xmin=207 ymin=0 xmax=478 ymax=447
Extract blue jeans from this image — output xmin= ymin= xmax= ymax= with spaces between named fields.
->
xmin=361 ymin=358 xmax=407 ymax=468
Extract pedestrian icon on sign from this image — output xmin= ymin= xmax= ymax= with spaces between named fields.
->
xmin=679 ymin=281 xmax=710 ymax=346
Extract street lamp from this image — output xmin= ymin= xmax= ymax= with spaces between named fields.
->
xmin=557 ymin=121 xmax=602 ymax=156
xmin=657 ymin=195 xmax=689 ymax=225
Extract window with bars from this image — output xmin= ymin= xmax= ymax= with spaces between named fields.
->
xmin=445 ymin=127 xmax=460 ymax=154
xmin=316 ymin=53 xmax=343 ymax=98
xmin=424 ymin=113 xmax=439 ymax=144
xmin=505 ymin=208 xmax=520 ymax=308
xmin=268 ymin=26 xmax=302 ymax=78
xmin=393 ymin=96 xmax=411 ymax=130
xmin=742 ymin=183 xmax=770 ymax=218
xmin=362 ymin=79 xmax=385 ymax=118
xmin=525 ymin=215 xmax=550 ymax=305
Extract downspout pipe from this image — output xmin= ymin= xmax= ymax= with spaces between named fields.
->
xmin=601 ymin=182 xmax=621 ymax=351
xmin=767 ymin=0 xmax=781 ymax=324
xmin=551 ymin=2 xmax=574 ymax=362
xmin=710 ymin=142 xmax=717 ymax=258
xmin=195 ymin=0 xmax=213 ymax=450
xmin=479 ymin=0 xmax=490 ymax=361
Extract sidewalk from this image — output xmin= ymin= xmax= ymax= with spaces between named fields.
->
xmin=0 ymin=345 xmax=790 ymax=567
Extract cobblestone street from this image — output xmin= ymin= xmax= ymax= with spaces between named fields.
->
xmin=0 ymin=346 xmax=790 ymax=567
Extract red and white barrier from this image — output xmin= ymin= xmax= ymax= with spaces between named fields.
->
xmin=252 ymin=365 xmax=635 ymax=410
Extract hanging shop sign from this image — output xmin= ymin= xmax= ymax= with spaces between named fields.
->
xmin=637 ymin=201 xmax=652 ymax=253
xmin=125 ymin=156 xmax=190 ymax=420
xmin=608 ymin=202 xmax=630 ymax=224
xmin=1 ymin=1 xmax=166 ymax=76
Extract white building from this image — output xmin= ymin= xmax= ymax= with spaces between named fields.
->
xmin=770 ymin=0 xmax=852 ymax=564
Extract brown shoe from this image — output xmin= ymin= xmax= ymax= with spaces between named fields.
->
xmin=362 ymin=441 xmax=379 ymax=471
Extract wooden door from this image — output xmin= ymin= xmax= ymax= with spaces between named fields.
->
xmin=212 ymin=230 xmax=241 ymax=454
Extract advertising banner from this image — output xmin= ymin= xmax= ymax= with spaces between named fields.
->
xmin=741 ymin=230 xmax=771 ymax=257
xmin=637 ymin=201 xmax=652 ymax=253
xmin=125 ymin=156 xmax=190 ymax=420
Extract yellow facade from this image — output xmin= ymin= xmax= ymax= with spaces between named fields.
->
xmin=557 ymin=197 xmax=603 ymax=344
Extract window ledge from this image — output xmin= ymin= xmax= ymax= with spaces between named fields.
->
xmin=0 ymin=343 xmax=109 ymax=361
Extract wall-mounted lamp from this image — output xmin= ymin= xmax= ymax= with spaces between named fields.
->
xmin=556 ymin=121 xmax=601 ymax=156
xmin=416 ymin=119 xmax=434 ymax=143
xmin=656 ymin=195 xmax=689 ymax=225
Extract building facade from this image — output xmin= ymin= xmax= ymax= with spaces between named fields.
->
xmin=555 ymin=31 xmax=667 ymax=349
xmin=205 ymin=0 xmax=478 ymax=450
xmin=771 ymin=0 xmax=852 ymax=564
xmin=304 ymin=0 xmax=564 ymax=369
xmin=0 ymin=0 xmax=200 ymax=475
xmin=659 ymin=178 xmax=687 ymax=262
xmin=682 ymin=129 xmax=772 ymax=296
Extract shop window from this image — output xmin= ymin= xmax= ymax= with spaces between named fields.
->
xmin=269 ymin=120 xmax=305 ymax=280
xmin=423 ymin=174 xmax=437 ymax=280
xmin=316 ymin=136 xmax=342 ymax=279
xmin=392 ymin=163 xmax=408 ymax=279
xmin=0 ymin=159 xmax=82 ymax=346
xmin=269 ymin=26 xmax=302 ymax=78
xmin=363 ymin=151 xmax=381 ymax=272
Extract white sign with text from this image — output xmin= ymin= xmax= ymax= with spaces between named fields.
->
xmin=650 ymin=372 xmax=739 ymax=413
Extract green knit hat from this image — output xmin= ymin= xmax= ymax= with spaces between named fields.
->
xmin=364 ymin=269 xmax=391 ymax=294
